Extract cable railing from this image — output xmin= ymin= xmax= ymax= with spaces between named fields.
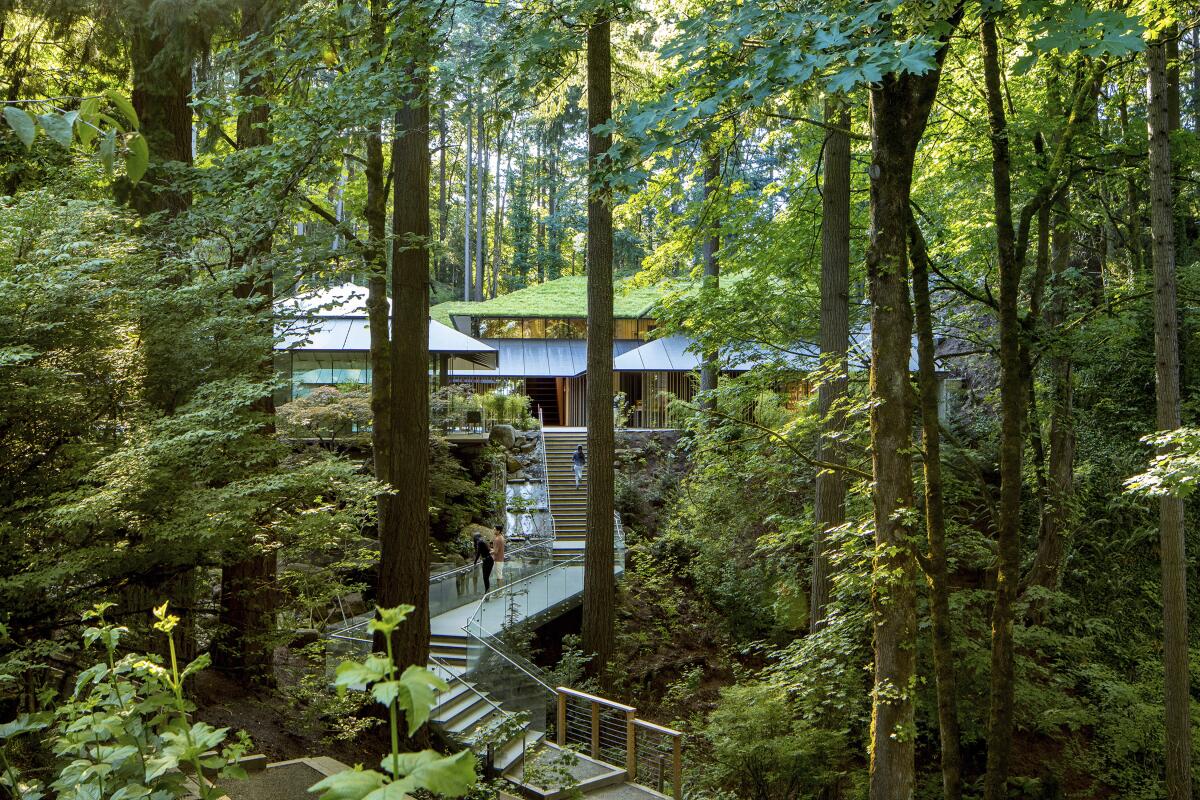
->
xmin=555 ymin=688 xmax=684 ymax=800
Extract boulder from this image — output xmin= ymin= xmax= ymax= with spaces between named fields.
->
xmin=489 ymin=424 xmax=517 ymax=449
xmin=518 ymin=437 xmax=538 ymax=453
xmin=506 ymin=454 xmax=523 ymax=473
xmin=290 ymin=628 xmax=321 ymax=648
xmin=462 ymin=523 xmax=495 ymax=543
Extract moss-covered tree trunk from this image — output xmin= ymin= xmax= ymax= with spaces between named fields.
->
xmin=1148 ymin=35 xmax=1192 ymax=800
xmin=865 ymin=12 xmax=958 ymax=791
xmin=583 ymin=11 xmax=616 ymax=679
xmin=908 ymin=212 xmax=962 ymax=800
xmin=810 ymin=100 xmax=849 ymax=634
xmin=699 ymin=148 xmax=720 ymax=407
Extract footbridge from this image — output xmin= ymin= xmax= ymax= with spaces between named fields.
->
xmin=329 ymin=425 xmax=683 ymax=799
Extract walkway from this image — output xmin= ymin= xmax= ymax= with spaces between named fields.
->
xmin=329 ymin=422 xmax=660 ymax=797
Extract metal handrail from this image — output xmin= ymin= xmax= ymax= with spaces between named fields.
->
xmin=463 ymin=626 xmax=557 ymax=696
xmin=460 ymin=555 xmax=586 ymax=694
xmin=538 ymin=408 xmax=556 ymax=542
xmin=427 ymin=654 xmax=506 ymax=716
xmin=429 ymin=539 xmax=549 ymax=584
xmin=465 ymin=554 xmax=584 ymax=630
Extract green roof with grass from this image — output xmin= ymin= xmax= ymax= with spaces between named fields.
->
xmin=431 ymin=276 xmax=673 ymax=326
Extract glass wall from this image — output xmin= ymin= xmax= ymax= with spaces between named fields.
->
xmin=476 ymin=317 xmax=656 ymax=340
xmin=291 ymin=351 xmax=371 ymax=387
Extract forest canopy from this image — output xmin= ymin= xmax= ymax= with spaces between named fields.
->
xmin=2 ymin=0 xmax=1200 ymax=798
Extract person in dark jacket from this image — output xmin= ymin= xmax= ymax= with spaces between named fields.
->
xmin=572 ymin=444 xmax=586 ymax=488
xmin=473 ymin=532 xmax=494 ymax=592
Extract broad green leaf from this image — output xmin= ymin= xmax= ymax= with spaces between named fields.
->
xmin=368 ymin=605 xmax=414 ymax=636
xmin=0 ymin=713 xmax=50 ymax=740
xmin=4 ymin=107 xmax=36 ymax=150
xmin=308 ymin=767 xmax=387 ymax=799
xmin=395 ymin=665 xmax=447 ymax=734
xmin=333 ymin=655 xmax=391 ymax=692
xmin=77 ymin=98 xmax=101 ymax=147
xmin=387 ymin=749 xmax=476 ymax=797
xmin=362 ymin=782 xmax=413 ymax=800
xmin=180 ymin=652 xmax=211 ymax=681
xmin=125 ymin=133 xmax=149 ymax=183
xmin=38 ymin=112 xmax=76 ymax=147
xmin=105 ymin=89 xmax=139 ymax=130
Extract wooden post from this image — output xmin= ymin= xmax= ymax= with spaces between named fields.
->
xmin=556 ymin=690 xmax=567 ymax=746
xmin=626 ymin=711 xmax=637 ymax=780
xmin=672 ymin=734 xmax=682 ymax=800
xmin=590 ymin=701 xmax=600 ymax=758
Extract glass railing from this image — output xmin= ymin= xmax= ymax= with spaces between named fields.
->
xmin=458 ymin=514 xmax=627 ymax=731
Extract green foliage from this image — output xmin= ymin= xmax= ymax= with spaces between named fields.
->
xmin=696 ymin=683 xmax=851 ymax=800
xmin=1125 ymin=426 xmax=1200 ymax=497
xmin=317 ymin=606 xmax=477 ymax=800
xmin=2 ymin=604 xmax=249 ymax=800
xmin=279 ymin=385 xmax=374 ymax=444
xmin=2 ymin=92 xmax=148 ymax=181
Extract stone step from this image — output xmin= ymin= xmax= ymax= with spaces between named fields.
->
xmin=495 ymin=730 xmax=545 ymax=773
xmin=434 ymin=690 xmax=491 ymax=729
xmin=446 ymin=697 xmax=499 ymax=736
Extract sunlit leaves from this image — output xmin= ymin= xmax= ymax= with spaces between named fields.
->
xmin=1125 ymin=427 xmax=1200 ymax=498
xmin=3 ymin=107 xmax=37 ymax=149
xmin=2 ymin=92 xmax=148 ymax=182
xmin=125 ymin=133 xmax=150 ymax=183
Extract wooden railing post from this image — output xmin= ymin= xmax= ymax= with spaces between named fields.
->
xmin=625 ymin=709 xmax=637 ymax=780
xmin=590 ymin=701 xmax=600 ymax=758
xmin=672 ymin=733 xmax=682 ymax=800
xmin=556 ymin=689 xmax=567 ymax=746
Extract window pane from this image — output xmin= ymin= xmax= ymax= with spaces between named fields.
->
xmin=523 ymin=318 xmax=546 ymax=339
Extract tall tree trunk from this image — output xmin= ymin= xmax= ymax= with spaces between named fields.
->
xmin=908 ymin=212 xmax=963 ymax=800
xmin=493 ymin=120 xmax=505 ymax=298
xmin=129 ymin=0 xmax=193 ymax=221
xmin=1148 ymin=36 xmax=1192 ymax=800
xmin=547 ymin=127 xmax=560 ymax=278
xmin=464 ymin=108 xmax=473 ymax=301
xmin=438 ymin=106 xmax=448 ymax=284
xmin=381 ymin=68 xmax=432 ymax=677
xmin=1192 ymin=28 xmax=1200 ymax=132
xmin=1120 ymin=93 xmax=1144 ymax=274
xmin=582 ymin=12 xmax=615 ymax=679
xmin=1025 ymin=199 xmax=1074 ymax=599
xmin=475 ymin=110 xmax=487 ymax=301
xmin=865 ymin=12 xmax=958 ymax=784
xmin=127 ymin=0 xmax=198 ymax=663
xmin=810 ymin=100 xmax=849 ymax=634
xmin=980 ymin=17 xmax=1028 ymax=800
xmin=364 ymin=0 xmax=394 ymax=662
xmin=216 ymin=0 xmax=278 ymax=682
xmin=698 ymin=148 xmax=721 ymax=408
xmin=535 ymin=127 xmax=545 ymax=279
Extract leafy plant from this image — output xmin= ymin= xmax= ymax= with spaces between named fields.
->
xmin=315 ymin=605 xmax=477 ymax=799
xmin=0 ymin=603 xmax=251 ymax=800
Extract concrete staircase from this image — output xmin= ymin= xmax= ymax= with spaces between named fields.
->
xmin=427 ymin=673 xmax=544 ymax=774
xmin=544 ymin=430 xmax=588 ymax=554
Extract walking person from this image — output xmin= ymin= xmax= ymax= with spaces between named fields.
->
xmin=572 ymin=444 xmax=586 ymax=488
xmin=491 ymin=526 xmax=506 ymax=587
xmin=473 ymin=531 xmax=494 ymax=593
